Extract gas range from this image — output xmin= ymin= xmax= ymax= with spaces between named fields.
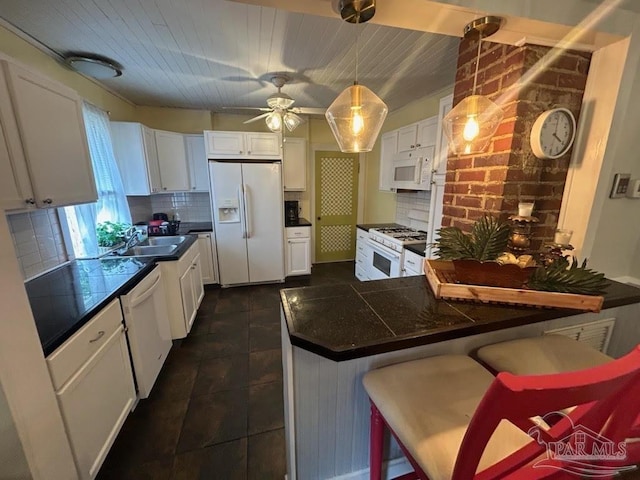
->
xmin=369 ymin=227 xmax=427 ymax=253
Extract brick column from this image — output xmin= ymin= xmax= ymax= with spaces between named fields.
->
xmin=442 ymin=37 xmax=590 ymax=250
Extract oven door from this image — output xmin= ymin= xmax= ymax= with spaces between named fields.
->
xmin=391 ymin=148 xmax=434 ymax=190
xmin=367 ymin=239 xmax=402 ymax=280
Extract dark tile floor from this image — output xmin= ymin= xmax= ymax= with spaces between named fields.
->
xmin=98 ymin=261 xmax=357 ymax=480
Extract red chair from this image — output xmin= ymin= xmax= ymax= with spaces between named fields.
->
xmin=362 ymin=346 xmax=640 ymax=480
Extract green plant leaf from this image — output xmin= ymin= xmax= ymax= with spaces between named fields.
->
xmin=471 ymin=216 xmax=511 ymax=261
xmin=433 ymin=227 xmax=475 ymax=260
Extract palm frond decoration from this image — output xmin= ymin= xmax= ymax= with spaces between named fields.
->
xmin=433 ymin=215 xmax=509 ymax=261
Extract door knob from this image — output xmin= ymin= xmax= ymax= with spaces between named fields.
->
xmin=43 ymin=198 xmax=53 ymax=204
xmin=317 ymin=217 xmax=321 ymax=221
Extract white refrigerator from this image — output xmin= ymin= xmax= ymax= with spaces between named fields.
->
xmin=209 ymin=160 xmax=285 ymax=286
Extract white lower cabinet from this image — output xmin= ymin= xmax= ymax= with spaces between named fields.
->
xmin=355 ymin=228 xmax=371 ymax=281
xmin=159 ymin=241 xmax=204 ymax=339
xmin=402 ymin=249 xmax=425 ymax=277
xmin=286 ymin=226 xmax=311 ymax=276
xmin=197 ymin=232 xmax=218 ymax=284
xmin=46 ymin=299 xmax=135 ymax=480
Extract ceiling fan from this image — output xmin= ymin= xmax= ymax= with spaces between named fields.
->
xmin=241 ymin=75 xmax=326 ymax=132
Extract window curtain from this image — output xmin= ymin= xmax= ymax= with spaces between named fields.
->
xmin=64 ymin=102 xmax=131 ymax=258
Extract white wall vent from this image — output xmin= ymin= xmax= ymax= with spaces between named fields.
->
xmin=544 ymin=318 xmax=616 ymax=353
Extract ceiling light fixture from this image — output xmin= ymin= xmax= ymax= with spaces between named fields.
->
xmin=265 ymin=111 xmax=283 ymax=133
xmin=325 ymin=0 xmax=388 ymax=153
xmin=63 ymin=53 xmax=123 ymax=79
xmin=442 ymin=16 xmax=504 ymax=155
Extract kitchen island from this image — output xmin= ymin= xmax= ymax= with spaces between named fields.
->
xmin=279 ymin=276 xmax=640 ymax=480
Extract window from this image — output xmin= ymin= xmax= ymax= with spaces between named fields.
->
xmin=63 ymin=103 xmax=131 ymax=258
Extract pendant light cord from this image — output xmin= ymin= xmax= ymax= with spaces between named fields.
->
xmin=471 ymin=33 xmax=482 ymax=96
xmin=354 ymin=12 xmax=360 ymax=84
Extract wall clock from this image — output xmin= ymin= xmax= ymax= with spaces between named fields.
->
xmin=530 ymin=108 xmax=576 ymax=159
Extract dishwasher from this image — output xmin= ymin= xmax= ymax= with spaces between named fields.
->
xmin=119 ymin=265 xmax=172 ymax=399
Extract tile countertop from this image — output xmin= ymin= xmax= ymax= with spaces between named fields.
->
xmin=279 ymin=276 xmax=640 ymax=362
xmin=405 ymin=242 xmax=427 ymax=256
xmin=27 ymin=234 xmax=199 ymax=356
xmin=285 ymin=217 xmax=312 ymax=227
xmin=26 ymin=257 xmax=156 ymax=356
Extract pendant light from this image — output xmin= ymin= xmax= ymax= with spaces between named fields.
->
xmin=443 ymin=16 xmax=504 ymax=155
xmin=325 ymin=0 xmax=388 ymax=153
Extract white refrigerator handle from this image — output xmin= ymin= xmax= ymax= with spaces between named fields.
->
xmin=238 ymin=184 xmax=247 ymax=239
xmin=243 ymin=184 xmax=251 ymax=239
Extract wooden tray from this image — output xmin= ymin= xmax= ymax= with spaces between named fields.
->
xmin=424 ymin=259 xmax=604 ymax=312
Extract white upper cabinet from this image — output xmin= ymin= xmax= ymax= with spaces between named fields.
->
xmin=379 ymin=131 xmax=397 ymax=192
xmin=433 ymin=94 xmax=453 ymax=176
xmin=417 ymin=116 xmax=438 ymax=149
xmin=204 ymin=131 xmax=280 ymax=159
xmin=110 ymin=122 xmax=161 ymax=195
xmin=155 ymin=130 xmax=189 ymax=192
xmin=283 ymin=137 xmax=306 ymax=191
xmin=185 ymin=134 xmax=209 ymax=192
xmin=397 ymin=124 xmax=418 ymax=153
xmin=245 ymin=132 xmax=280 ymax=157
xmin=0 ymin=60 xmax=96 ymax=209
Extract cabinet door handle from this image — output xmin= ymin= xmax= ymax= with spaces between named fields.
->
xmin=247 ymin=151 xmax=251 ymax=154
xmin=163 ymin=187 xmax=167 ymax=190
xmin=25 ymin=198 xmax=35 ymax=205
xmin=89 ymin=331 xmax=105 ymax=343
xmin=43 ymin=198 xmax=53 ymax=204
xmin=416 ymin=143 xmax=421 ymax=147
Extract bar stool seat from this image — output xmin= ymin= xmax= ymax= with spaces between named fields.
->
xmin=362 ymin=355 xmax=531 ymax=480
xmin=477 ymin=334 xmax=611 ymax=375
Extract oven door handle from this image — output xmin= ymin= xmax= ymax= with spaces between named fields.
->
xmin=367 ymin=239 xmax=401 ymax=260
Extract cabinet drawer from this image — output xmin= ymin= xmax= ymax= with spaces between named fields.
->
xmin=356 ymin=228 xmax=368 ymax=242
xmin=286 ymin=226 xmax=310 ymax=239
xmin=355 ymin=265 xmax=369 ymax=281
xmin=47 ymin=299 xmax=123 ymax=390
xmin=403 ymin=249 xmax=425 ymax=275
xmin=356 ymin=240 xmax=371 ymax=259
xmin=355 ymin=251 xmax=368 ymax=268
xmin=177 ymin=241 xmax=197 ymax=273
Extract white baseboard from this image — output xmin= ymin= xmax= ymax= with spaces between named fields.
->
xmin=612 ymin=276 xmax=640 ymax=287
xmin=328 ymin=458 xmax=412 ymax=480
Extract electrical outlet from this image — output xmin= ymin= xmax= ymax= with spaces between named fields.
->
xmin=610 ymin=173 xmax=631 ymax=198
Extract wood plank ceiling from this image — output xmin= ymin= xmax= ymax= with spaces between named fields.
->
xmin=0 ymin=0 xmax=460 ymax=113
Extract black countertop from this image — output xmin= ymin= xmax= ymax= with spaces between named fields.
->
xmin=280 ymin=276 xmax=640 ymax=362
xmin=286 ymin=217 xmax=312 ymax=227
xmin=356 ymin=223 xmax=404 ymax=232
xmin=405 ymin=242 xmax=427 ymax=256
xmin=26 ymin=257 xmax=156 ymax=356
xmin=27 ymin=234 xmax=199 ymax=356
xmin=181 ymin=222 xmax=213 ymax=233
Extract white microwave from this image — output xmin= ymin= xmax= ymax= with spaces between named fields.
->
xmin=391 ymin=146 xmax=434 ymax=190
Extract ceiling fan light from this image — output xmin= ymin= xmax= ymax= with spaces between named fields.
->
xmin=283 ymin=112 xmax=302 ymax=132
xmin=325 ymin=84 xmax=388 ymax=153
xmin=442 ymin=94 xmax=504 ymax=155
xmin=265 ymin=111 xmax=282 ymax=132
xmin=267 ymin=92 xmax=295 ymax=110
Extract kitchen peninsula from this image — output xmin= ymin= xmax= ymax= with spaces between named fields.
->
xmin=279 ymin=276 xmax=640 ymax=480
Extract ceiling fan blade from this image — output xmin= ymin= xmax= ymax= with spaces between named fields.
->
xmin=243 ymin=112 xmax=272 ymax=124
xmin=292 ymin=107 xmax=326 ymax=115
xmin=223 ymin=106 xmax=271 ymax=112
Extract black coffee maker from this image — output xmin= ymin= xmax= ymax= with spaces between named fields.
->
xmin=284 ymin=201 xmax=299 ymax=225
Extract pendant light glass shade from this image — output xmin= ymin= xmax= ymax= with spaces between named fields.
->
xmin=283 ymin=112 xmax=302 ymax=132
xmin=442 ymin=94 xmax=504 ymax=155
xmin=325 ymin=83 xmax=388 ymax=153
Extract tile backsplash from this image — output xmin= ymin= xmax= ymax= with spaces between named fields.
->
xmin=396 ymin=190 xmax=431 ymax=230
xmin=128 ymin=193 xmax=212 ymax=224
xmin=8 ymin=210 xmax=68 ymax=280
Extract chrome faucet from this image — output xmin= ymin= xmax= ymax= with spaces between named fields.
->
xmin=123 ymin=227 xmax=140 ymax=249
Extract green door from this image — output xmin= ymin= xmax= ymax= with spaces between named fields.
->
xmin=314 ymin=151 xmax=359 ymax=262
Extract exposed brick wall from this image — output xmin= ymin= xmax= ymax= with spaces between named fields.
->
xmin=442 ymin=37 xmax=591 ymax=250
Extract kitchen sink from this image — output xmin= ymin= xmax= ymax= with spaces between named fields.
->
xmin=138 ymin=236 xmax=188 ymax=247
xmin=119 ymin=245 xmax=178 ymax=257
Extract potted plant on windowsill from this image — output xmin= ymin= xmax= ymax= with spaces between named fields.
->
xmin=96 ymin=221 xmax=130 ymax=248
